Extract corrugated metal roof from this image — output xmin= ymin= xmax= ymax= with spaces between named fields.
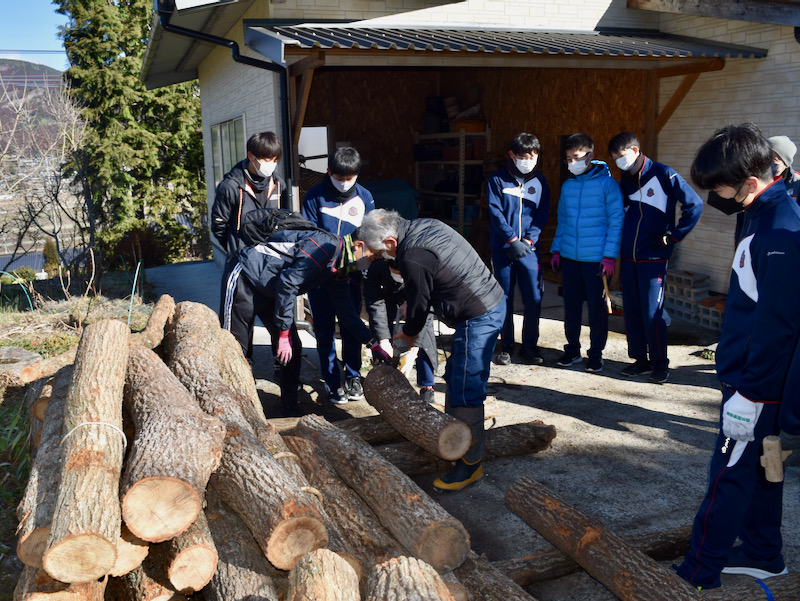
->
xmin=256 ymin=25 xmax=767 ymax=59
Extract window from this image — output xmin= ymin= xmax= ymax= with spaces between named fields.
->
xmin=211 ymin=117 xmax=245 ymax=188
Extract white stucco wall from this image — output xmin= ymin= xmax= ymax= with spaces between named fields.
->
xmin=653 ymin=14 xmax=798 ymax=293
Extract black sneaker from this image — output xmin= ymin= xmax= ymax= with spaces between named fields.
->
xmin=722 ymin=547 xmax=788 ymax=579
xmin=585 ymin=357 xmax=604 ymax=373
xmin=649 ymin=369 xmax=670 ymax=384
xmin=329 ymin=387 xmax=348 ymax=405
xmin=621 ymin=360 xmax=653 ymax=377
xmin=344 ymin=377 xmax=365 ymax=401
xmin=495 ymin=351 xmax=512 ymax=365
xmin=556 ymin=352 xmax=583 ymax=367
xmin=518 ymin=346 xmax=544 ymax=365
xmin=420 ymin=386 xmax=435 ymax=404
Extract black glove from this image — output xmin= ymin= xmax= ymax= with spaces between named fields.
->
xmin=506 ymin=239 xmax=533 ymax=261
xmin=658 ymin=233 xmax=676 ymax=249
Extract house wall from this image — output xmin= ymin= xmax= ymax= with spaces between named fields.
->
xmin=653 ymin=14 xmax=799 ymax=293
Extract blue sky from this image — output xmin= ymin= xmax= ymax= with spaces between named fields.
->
xmin=0 ymin=0 xmax=69 ymax=71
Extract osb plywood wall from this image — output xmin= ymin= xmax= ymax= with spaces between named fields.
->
xmin=302 ymin=66 xmax=646 ymax=252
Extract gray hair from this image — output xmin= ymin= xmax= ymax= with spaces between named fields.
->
xmin=355 ymin=209 xmax=402 ymax=250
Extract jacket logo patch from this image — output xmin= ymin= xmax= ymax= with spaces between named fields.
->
xmin=647 ymin=188 xmax=654 ymax=197
xmin=349 ymin=206 xmax=358 ymax=216
xmin=528 ymin=186 xmax=536 ymax=194
xmin=740 ymin=250 xmax=746 ymax=268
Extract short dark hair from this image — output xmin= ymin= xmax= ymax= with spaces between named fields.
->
xmin=564 ymin=133 xmax=593 ymax=155
xmin=690 ymin=123 xmax=773 ymax=190
xmin=510 ymin=133 xmax=541 ymax=156
xmin=608 ymin=132 xmax=640 ymax=155
xmin=329 ymin=147 xmax=362 ymax=176
xmin=247 ymin=132 xmax=282 ymax=161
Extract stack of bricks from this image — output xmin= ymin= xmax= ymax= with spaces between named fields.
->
xmin=664 ymin=270 xmax=710 ymax=326
xmin=699 ymin=295 xmax=726 ymax=331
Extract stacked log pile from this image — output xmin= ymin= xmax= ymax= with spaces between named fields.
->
xmin=14 ymin=297 xmax=558 ymax=601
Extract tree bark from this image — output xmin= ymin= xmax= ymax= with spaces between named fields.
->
xmin=42 ymin=319 xmax=130 ymax=584
xmin=365 ymin=556 xmax=455 ymax=601
xmin=202 ymin=488 xmax=281 ymax=601
xmin=130 ymin=294 xmax=175 ymax=350
xmin=17 ymin=367 xmax=72 ymax=569
xmin=439 ymin=572 xmax=468 ymax=601
xmin=454 ymin=551 xmax=542 ymax=601
xmin=109 ymin=524 xmax=150 ymax=578
xmin=335 ymin=415 xmax=403 ymax=444
xmin=294 ymin=415 xmax=470 ymax=573
xmin=287 ymin=548 xmax=361 ymax=601
xmin=17 ymin=346 xmax=77 ymax=385
xmin=283 ymin=436 xmax=406 ymax=570
xmin=121 ymin=344 xmax=225 ymax=543
xmin=162 ymin=510 xmax=217 ymax=594
xmin=13 ymin=565 xmax=106 ymax=601
xmin=492 ymin=525 xmax=692 ymax=586
xmin=376 ymin=421 xmax=557 ymax=475
xmin=171 ymin=355 xmax=327 ymax=571
xmin=705 ymin=572 xmax=800 ymax=600
xmin=363 ymin=363 xmax=471 ymax=461
xmin=104 ymin=551 xmax=188 ymax=601
xmin=505 ymin=477 xmax=705 ymax=601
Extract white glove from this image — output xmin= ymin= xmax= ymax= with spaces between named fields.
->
xmin=722 ymin=391 xmax=763 ymax=442
xmin=379 ymin=339 xmax=393 ymax=357
xmin=398 ymin=346 xmax=419 ymax=378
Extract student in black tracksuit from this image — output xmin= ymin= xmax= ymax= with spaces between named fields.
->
xmin=211 ymin=132 xmax=289 ymax=361
xmin=675 ymin=124 xmax=800 ymax=590
xmin=222 ymin=210 xmax=389 ymax=416
xmin=609 ymin=132 xmax=703 ymax=384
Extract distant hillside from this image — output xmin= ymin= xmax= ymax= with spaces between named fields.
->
xmin=0 ymin=59 xmax=63 ymax=90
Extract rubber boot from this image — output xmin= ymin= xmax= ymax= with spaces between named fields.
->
xmin=432 ymin=405 xmax=485 ymax=493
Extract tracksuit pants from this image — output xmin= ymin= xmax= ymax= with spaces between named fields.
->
xmin=676 ymin=389 xmax=783 ymax=588
xmin=621 ymin=259 xmax=669 ymax=370
xmin=444 ymin=299 xmax=506 ymax=408
xmin=560 ymin=258 xmax=607 ymax=360
xmin=492 ymin=251 xmax=543 ymax=352
xmin=221 ymin=263 xmax=302 ymax=406
xmin=307 ymin=277 xmax=362 ymax=394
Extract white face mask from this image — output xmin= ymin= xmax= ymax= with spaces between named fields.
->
xmin=390 ymin=269 xmax=403 ymax=283
xmin=615 ymin=151 xmax=637 ymax=172
xmin=330 ymin=176 xmax=356 ymax=194
xmin=381 ymin=251 xmax=394 ymax=261
xmin=567 ymin=158 xmax=590 ymax=176
xmin=515 ymin=156 xmax=538 ymax=174
xmin=254 ymin=157 xmax=277 ymax=178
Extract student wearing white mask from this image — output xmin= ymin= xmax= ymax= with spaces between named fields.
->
xmin=608 ymin=131 xmax=702 ymax=384
xmin=550 ymin=133 xmax=623 ymax=373
xmin=302 ymin=147 xmax=375 ymax=405
xmin=487 ymin=133 xmax=550 ymax=366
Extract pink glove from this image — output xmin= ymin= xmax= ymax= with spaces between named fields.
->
xmin=369 ymin=339 xmax=392 ymax=364
xmin=550 ymin=251 xmax=561 ymax=272
xmin=276 ymin=329 xmax=292 ymax=365
xmin=600 ymin=257 xmax=615 ymax=277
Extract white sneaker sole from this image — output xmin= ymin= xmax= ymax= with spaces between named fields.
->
xmin=721 ymin=566 xmax=788 ymax=579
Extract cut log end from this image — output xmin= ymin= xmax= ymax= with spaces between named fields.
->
xmin=42 ymin=534 xmax=116 ymax=583
xmin=416 ymin=522 xmax=470 ymax=573
xmin=17 ymin=527 xmax=49 ymax=568
xmin=168 ymin=546 xmax=218 ymax=593
xmin=122 ymin=477 xmax=200 ymax=543
xmin=438 ymin=422 xmax=472 ymax=461
xmin=108 ymin=526 xmax=149 ymax=577
xmin=267 ymin=515 xmax=329 ymax=571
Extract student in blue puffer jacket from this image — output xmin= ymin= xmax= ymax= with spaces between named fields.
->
xmin=550 ymin=133 xmax=623 ymax=373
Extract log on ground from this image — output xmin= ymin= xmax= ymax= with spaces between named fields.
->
xmin=16 ymin=367 xmax=72 ymax=569
xmin=162 ymin=509 xmax=218 ymax=594
xmin=376 ymin=421 xmax=557 ymax=475
xmin=363 ymin=363 xmax=470 ymax=461
xmin=203 ymin=488 xmax=281 ymax=601
xmin=492 ymin=525 xmax=691 ymax=586
xmin=13 ymin=565 xmax=106 ymax=601
xmin=130 ymin=294 xmax=175 ymax=350
xmin=42 ymin=320 xmax=130 ymax=584
xmin=26 ymin=378 xmax=48 ymax=424
xmin=171 ymin=355 xmax=327 ymax=571
xmin=104 ymin=551 xmax=188 ymax=601
xmin=294 ymin=414 xmax=469 ymax=573
xmin=288 ymin=548 xmax=360 ymax=601
xmin=454 ymin=551 xmax=542 ymax=601
xmin=17 ymin=345 xmax=77 ymax=385
xmin=121 ymin=344 xmax=226 ymax=543
xmin=505 ymin=477 xmax=705 ymax=601
xmin=366 ymin=556 xmax=454 ymax=601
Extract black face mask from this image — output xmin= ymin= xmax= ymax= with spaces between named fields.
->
xmin=707 ymin=189 xmax=745 ymax=215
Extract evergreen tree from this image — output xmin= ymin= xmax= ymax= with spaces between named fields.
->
xmin=54 ymin=0 xmax=205 ymax=261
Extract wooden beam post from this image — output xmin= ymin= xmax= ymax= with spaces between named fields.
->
xmin=655 ymin=72 xmax=701 ymax=134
